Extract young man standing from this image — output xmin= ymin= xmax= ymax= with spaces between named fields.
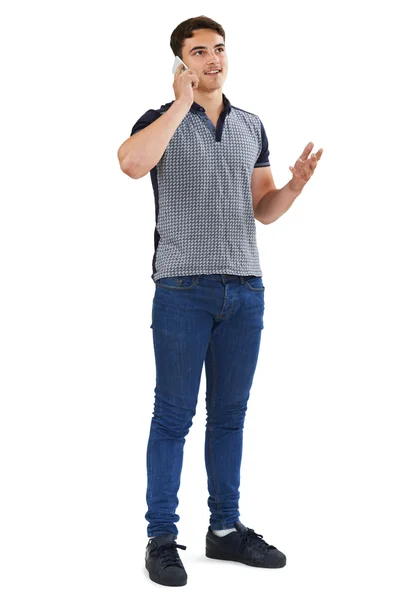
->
xmin=118 ymin=16 xmax=322 ymax=587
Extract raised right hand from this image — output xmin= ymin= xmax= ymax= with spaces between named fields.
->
xmin=173 ymin=64 xmax=199 ymax=105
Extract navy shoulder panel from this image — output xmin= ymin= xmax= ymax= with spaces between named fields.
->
xmin=130 ymin=101 xmax=175 ymax=136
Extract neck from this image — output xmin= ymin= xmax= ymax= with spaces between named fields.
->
xmin=193 ymin=89 xmax=224 ymax=115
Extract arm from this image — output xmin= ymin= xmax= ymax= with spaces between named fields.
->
xmin=254 ymin=142 xmax=323 ymax=224
xmin=254 ymin=181 xmax=302 ymax=224
xmin=117 ymin=97 xmax=191 ymax=179
xmin=251 ymin=165 xmax=296 ymax=225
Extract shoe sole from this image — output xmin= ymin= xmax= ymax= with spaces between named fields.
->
xmin=146 ymin=565 xmax=187 ymax=586
xmin=205 ymin=547 xmax=286 ymax=568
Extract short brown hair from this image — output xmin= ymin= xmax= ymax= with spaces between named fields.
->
xmin=170 ymin=16 xmax=226 ymax=59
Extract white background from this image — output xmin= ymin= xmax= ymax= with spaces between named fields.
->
xmin=1 ymin=1 xmax=399 ymax=598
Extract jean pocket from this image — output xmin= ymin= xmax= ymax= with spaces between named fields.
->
xmin=155 ymin=276 xmax=197 ymax=290
xmin=245 ymin=276 xmax=265 ymax=291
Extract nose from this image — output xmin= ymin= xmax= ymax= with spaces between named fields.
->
xmin=206 ymin=50 xmax=222 ymax=67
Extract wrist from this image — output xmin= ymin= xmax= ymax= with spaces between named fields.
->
xmin=288 ymin=178 xmax=305 ymax=194
xmin=174 ymin=97 xmax=192 ymax=112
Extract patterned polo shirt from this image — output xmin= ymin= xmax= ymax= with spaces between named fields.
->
xmin=130 ymin=93 xmax=270 ymax=282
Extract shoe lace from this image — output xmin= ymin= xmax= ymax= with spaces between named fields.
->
xmin=150 ymin=541 xmax=187 ymax=568
xmin=240 ymin=528 xmax=277 ymax=554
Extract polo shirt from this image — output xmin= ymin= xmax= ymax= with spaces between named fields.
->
xmin=130 ymin=93 xmax=270 ymax=282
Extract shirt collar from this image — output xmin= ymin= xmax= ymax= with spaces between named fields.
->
xmin=190 ymin=93 xmax=232 ymax=115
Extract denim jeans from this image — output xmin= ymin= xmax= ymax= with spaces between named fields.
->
xmin=146 ymin=273 xmax=265 ymax=538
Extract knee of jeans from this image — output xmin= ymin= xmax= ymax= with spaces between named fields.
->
xmin=154 ymin=416 xmax=194 ymax=438
xmin=206 ymin=406 xmax=247 ymax=430
xmin=154 ymin=406 xmax=196 ymax=438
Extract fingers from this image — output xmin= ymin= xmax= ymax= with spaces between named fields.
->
xmin=174 ymin=64 xmax=199 ymax=89
xmin=175 ymin=64 xmax=198 ymax=82
xmin=290 ymin=145 xmax=323 ymax=185
xmin=174 ymin=64 xmax=188 ymax=78
xmin=292 ymin=155 xmax=315 ymax=179
xmin=298 ymin=145 xmax=323 ymax=170
xmin=310 ymin=149 xmax=323 ymax=171
xmin=298 ymin=143 xmax=324 ymax=162
xmin=304 ymin=145 xmax=323 ymax=162
xmin=299 ymin=141 xmax=314 ymax=161
xmin=174 ymin=64 xmax=185 ymax=78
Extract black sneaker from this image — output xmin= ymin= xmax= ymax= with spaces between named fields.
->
xmin=205 ymin=520 xmax=286 ymax=568
xmin=145 ymin=533 xmax=188 ymax=586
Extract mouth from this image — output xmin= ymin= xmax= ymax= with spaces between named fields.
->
xmin=204 ymin=69 xmax=221 ymax=76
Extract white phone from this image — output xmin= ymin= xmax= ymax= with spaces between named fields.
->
xmin=172 ymin=55 xmax=189 ymax=75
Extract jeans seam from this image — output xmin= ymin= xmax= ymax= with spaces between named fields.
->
xmin=209 ymin=336 xmax=225 ymax=529
xmin=245 ymin=279 xmax=265 ymax=291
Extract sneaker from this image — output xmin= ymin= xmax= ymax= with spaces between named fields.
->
xmin=205 ymin=520 xmax=286 ymax=568
xmin=145 ymin=533 xmax=188 ymax=586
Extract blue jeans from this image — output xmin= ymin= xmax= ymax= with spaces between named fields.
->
xmin=146 ymin=273 xmax=265 ymax=538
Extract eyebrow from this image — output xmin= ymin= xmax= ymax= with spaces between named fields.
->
xmin=189 ymin=43 xmax=225 ymax=53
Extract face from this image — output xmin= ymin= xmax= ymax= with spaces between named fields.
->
xmin=181 ymin=29 xmax=228 ymax=90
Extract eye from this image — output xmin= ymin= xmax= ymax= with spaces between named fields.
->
xmin=194 ymin=48 xmax=224 ymax=56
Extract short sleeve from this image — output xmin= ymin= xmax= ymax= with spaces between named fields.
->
xmin=130 ymin=109 xmax=161 ymax=136
xmin=254 ymin=118 xmax=270 ymax=167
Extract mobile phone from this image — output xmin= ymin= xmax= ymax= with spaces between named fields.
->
xmin=172 ymin=55 xmax=189 ymax=75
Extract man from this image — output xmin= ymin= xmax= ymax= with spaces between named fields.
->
xmin=118 ymin=16 xmax=322 ymax=587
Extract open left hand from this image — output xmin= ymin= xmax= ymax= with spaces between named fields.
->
xmin=289 ymin=142 xmax=323 ymax=192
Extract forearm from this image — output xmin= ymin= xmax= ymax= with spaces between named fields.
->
xmin=118 ymin=98 xmax=191 ymax=179
xmin=255 ymin=180 xmax=302 ymax=224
